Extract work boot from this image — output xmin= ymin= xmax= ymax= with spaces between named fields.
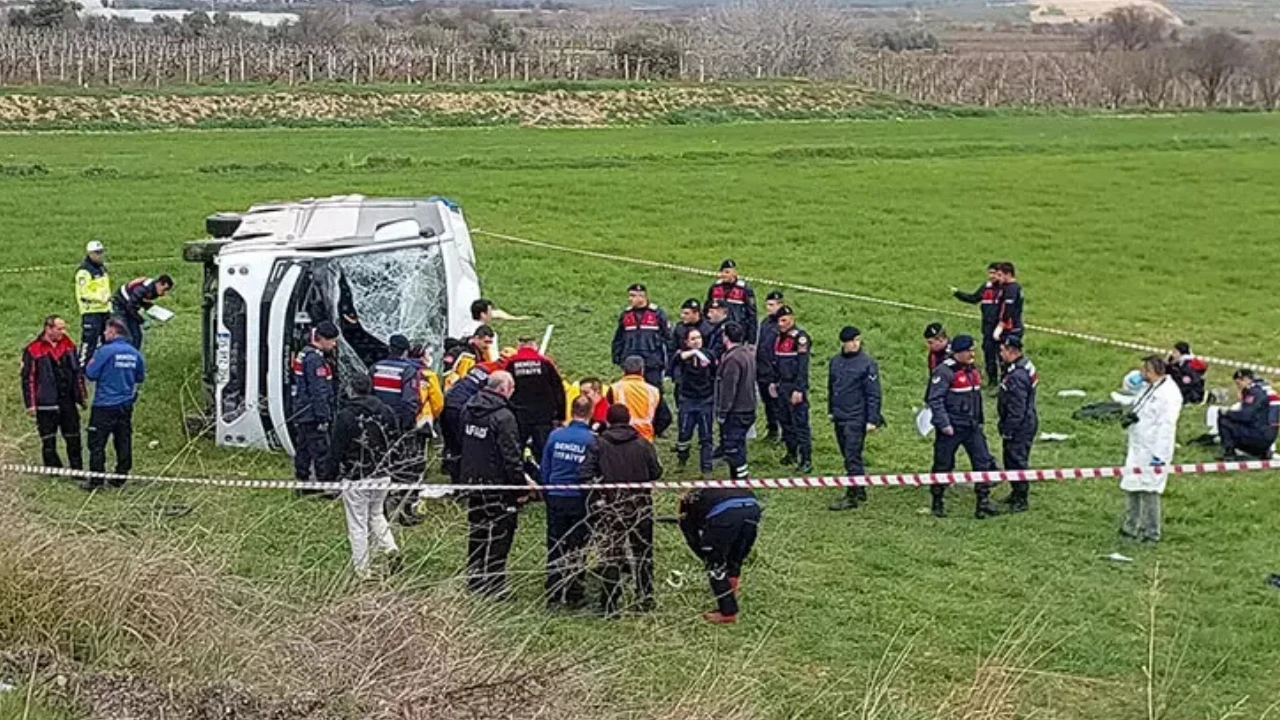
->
xmin=1191 ymin=433 xmax=1220 ymax=447
xmin=676 ymin=451 xmax=689 ymax=470
xmin=1007 ymin=496 xmax=1029 ymax=513
xmin=1218 ymin=449 xmax=1244 ymax=462
xmin=975 ymin=498 xmax=1000 ymax=519
xmin=931 ymin=496 xmax=946 ymax=518
xmin=797 ymin=458 xmax=813 ymax=475
xmin=702 ymin=611 xmax=738 ymax=625
xmin=780 ymin=451 xmax=797 ymax=466
xmin=828 ymin=489 xmax=860 ymax=511
xmin=853 ymin=486 xmax=867 ymax=503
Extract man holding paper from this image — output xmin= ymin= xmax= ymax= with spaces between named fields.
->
xmin=112 ymin=274 xmax=174 ymax=350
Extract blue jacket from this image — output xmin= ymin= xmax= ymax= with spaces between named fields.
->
xmin=84 ymin=337 xmax=145 ymax=407
xmin=540 ymin=420 xmax=597 ymax=498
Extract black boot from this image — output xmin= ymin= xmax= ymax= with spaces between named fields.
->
xmin=828 ymin=488 xmax=859 ymax=511
xmin=676 ymin=450 xmax=689 ymax=470
xmin=764 ymin=428 xmax=780 ymax=444
xmin=797 ymin=454 xmax=813 ymax=474
xmin=780 ymin=451 xmax=797 ymax=466
xmin=975 ymin=495 xmax=1000 ymax=520
xmin=854 ymin=486 xmax=867 ymax=503
xmin=931 ymin=495 xmax=946 ymax=518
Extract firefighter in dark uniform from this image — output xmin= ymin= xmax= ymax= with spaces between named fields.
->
xmin=678 ymin=487 xmax=761 ymax=625
xmin=611 ymin=283 xmax=672 ymax=436
xmin=502 ymin=336 xmax=566 ymax=459
xmin=997 ymin=336 xmax=1038 ymax=513
xmin=756 ymin=290 xmax=785 ymax=443
xmin=924 ymin=322 xmax=950 ymax=375
xmin=1217 ymin=369 xmax=1279 ymax=460
xmin=292 ymin=321 xmax=340 ymax=491
xmin=926 ymin=334 xmax=1000 ymax=519
xmin=771 ymin=306 xmax=812 ymax=473
xmin=370 ymin=334 xmax=425 ymax=523
xmin=952 ymin=263 xmax=1002 ymax=385
xmin=826 ymin=326 xmax=883 ymax=511
xmin=706 ymin=259 xmax=758 ymax=345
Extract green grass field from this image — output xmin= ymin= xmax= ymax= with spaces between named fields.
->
xmin=3 ymin=113 xmax=1280 ymax=719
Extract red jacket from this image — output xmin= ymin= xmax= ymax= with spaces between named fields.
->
xmin=21 ymin=335 xmax=85 ymax=411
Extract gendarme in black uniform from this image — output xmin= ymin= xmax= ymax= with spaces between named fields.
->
xmin=953 ymin=272 xmax=1002 ymax=385
xmin=1219 ymin=371 xmax=1279 ymax=459
xmin=926 ymin=335 xmax=1000 ymax=519
xmin=756 ymin=292 xmax=784 ymax=442
xmin=826 ymin=326 xmax=883 ymax=510
xmin=611 ymin=283 xmax=672 ymax=435
xmin=997 ymin=337 xmax=1038 ymax=512
xmin=771 ymin=308 xmax=812 ymax=472
xmin=678 ymin=488 xmax=761 ymax=621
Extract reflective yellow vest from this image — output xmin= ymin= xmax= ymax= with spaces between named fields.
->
xmin=75 ymin=260 xmax=111 ymax=315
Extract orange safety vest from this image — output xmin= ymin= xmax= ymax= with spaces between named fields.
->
xmin=609 ymin=374 xmax=660 ymax=441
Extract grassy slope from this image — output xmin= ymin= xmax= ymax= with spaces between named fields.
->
xmin=2 ymin=114 xmax=1280 ymax=718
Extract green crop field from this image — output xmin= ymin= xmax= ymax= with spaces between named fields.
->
xmin=3 ymin=113 xmax=1280 ymax=719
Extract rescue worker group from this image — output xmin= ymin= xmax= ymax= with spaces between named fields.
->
xmin=22 ymin=245 xmax=1280 ymax=625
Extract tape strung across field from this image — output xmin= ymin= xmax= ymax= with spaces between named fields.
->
xmin=5 ymin=459 xmax=1279 ymax=494
xmin=473 ymin=229 xmax=1280 ymax=376
xmin=0 ymin=256 xmax=176 ymax=275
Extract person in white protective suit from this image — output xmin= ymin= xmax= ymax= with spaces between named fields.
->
xmin=1119 ymin=356 xmax=1183 ymax=543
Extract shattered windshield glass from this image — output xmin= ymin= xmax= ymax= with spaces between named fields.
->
xmin=322 ymin=245 xmax=448 ymax=377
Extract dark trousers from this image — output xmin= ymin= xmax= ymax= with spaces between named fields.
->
xmin=643 ymin=368 xmax=673 ymax=437
xmin=387 ymin=428 xmax=425 ymax=518
xmin=757 ymin=380 xmax=780 ymax=436
xmin=441 ymin=405 xmax=463 ymax=481
xmin=80 ymin=312 xmax=108 ymax=365
xmin=718 ymin=412 xmax=754 ymax=479
xmin=87 ymin=404 xmax=133 ymax=484
xmin=517 ymin=420 xmax=552 ymax=462
xmin=931 ymin=424 xmax=999 ymax=503
xmin=1002 ymin=428 xmax=1036 ymax=501
xmin=981 ymin=332 xmax=999 ymax=385
xmin=1219 ymin=417 xmax=1277 ymax=459
xmin=677 ymin=396 xmax=715 ymax=473
xmin=467 ymin=495 xmax=520 ymax=597
xmin=834 ymin=420 xmax=867 ymax=500
xmin=293 ymin=421 xmax=331 ymax=482
xmin=777 ymin=386 xmax=812 ymax=461
xmin=698 ymin=505 xmax=760 ymax=616
xmin=36 ymin=403 xmax=82 ymax=470
xmin=120 ymin=314 xmax=144 ymax=350
xmin=593 ymin=494 xmax=654 ymax=615
xmin=545 ymin=495 xmax=590 ymax=606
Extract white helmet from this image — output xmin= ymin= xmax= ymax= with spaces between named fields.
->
xmin=86 ymin=240 xmax=105 ymax=254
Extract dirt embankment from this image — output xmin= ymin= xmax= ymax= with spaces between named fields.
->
xmin=0 ymin=84 xmax=904 ymax=128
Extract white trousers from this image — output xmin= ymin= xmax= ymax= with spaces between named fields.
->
xmin=342 ymin=487 xmax=397 ymax=574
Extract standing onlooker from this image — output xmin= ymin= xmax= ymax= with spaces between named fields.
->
xmin=756 ymin=290 xmax=785 ymax=443
xmin=678 ymin=486 xmax=761 ymax=625
xmin=715 ymin=323 xmax=757 ymax=480
xmin=292 ymin=321 xmax=340 ymax=489
xmin=503 ymin=336 xmax=566 ymax=459
xmin=1120 ymin=356 xmax=1183 ymax=543
xmin=924 ymin=322 xmax=950 ymax=375
xmin=83 ymin=319 xmax=145 ymax=489
xmin=370 ymin=334 xmax=424 ymax=524
xmin=326 ymin=373 xmax=401 ymax=580
xmin=540 ymin=396 xmax=598 ymax=610
xmin=577 ymin=377 xmax=610 ymax=432
xmin=826 ymin=326 xmax=883 ymax=511
xmin=771 ymin=306 xmax=813 ymax=473
xmin=951 ymin=263 xmax=1002 ymax=385
xmin=459 ymin=371 xmax=526 ymax=599
xmin=997 ymin=336 xmax=1039 ymax=513
xmin=926 ymin=335 xmax=1000 ymax=519
xmin=112 ymin=275 xmax=174 ymax=351
xmin=461 ymin=299 xmax=500 ymax=362
xmin=673 ymin=328 xmax=716 ymax=476
xmin=995 ymin=262 xmax=1024 ymax=346
xmin=611 ymin=283 xmax=672 ymax=436
xmin=706 ymin=259 xmax=758 ymax=345
xmin=75 ymin=240 xmax=111 ymax=365
xmin=580 ymin=403 xmax=663 ymax=617
xmin=608 ymin=356 xmax=661 ymax=442
xmin=21 ymin=315 xmax=86 ymax=470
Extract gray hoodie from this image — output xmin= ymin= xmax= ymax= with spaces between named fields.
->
xmin=715 ymin=343 xmax=757 ymax=417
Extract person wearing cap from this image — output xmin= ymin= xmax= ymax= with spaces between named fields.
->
xmin=997 ymin=336 xmax=1039 ymax=513
xmin=926 ymin=334 xmax=1000 ymax=519
xmin=674 ymin=326 xmax=717 ymax=476
xmin=1208 ymin=369 xmax=1279 ymax=460
xmin=706 ymin=259 xmax=758 ymax=345
xmin=611 ymin=284 xmax=672 ymax=436
xmin=112 ymin=274 xmax=174 ymax=351
xmin=715 ymin=323 xmax=757 ymax=480
xmin=770 ymin=306 xmax=813 ymax=473
xmin=292 ymin=321 xmax=340 ymax=490
xmin=702 ymin=299 xmax=729 ymax=362
xmin=370 ymin=334 xmax=426 ymax=523
xmin=1166 ymin=341 xmax=1208 ymax=405
xmin=75 ymin=240 xmax=111 ymax=365
xmin=827 ymin=326 xmax=883 ymax=511
xmin=924 ymin=322 xmax=950 ymax=375
xmin=579 ymin=402 xmax=664 ymax=617
xmin=951 ymin=263 xmax=1003 ymax=386
xmin=502 ymin=335 xmax=566 ymax=460
xmin=678 ymin=485 xmax=760 ymax=625
xmin=756 ymin=290 xmax=785 ymax=443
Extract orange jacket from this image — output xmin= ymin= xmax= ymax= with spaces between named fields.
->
xmin=608 ymin=374 xmax=660 ymax=441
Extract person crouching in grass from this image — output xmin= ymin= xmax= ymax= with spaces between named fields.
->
xmin=678 ymin=487 xmax=761 ymax=625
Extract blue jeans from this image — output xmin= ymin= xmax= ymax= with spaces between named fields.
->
xmin=677 ymin=396 xmax=714 ymax=473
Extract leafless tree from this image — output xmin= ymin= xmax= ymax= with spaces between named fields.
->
xmin=1182 ymin=29 xmax=1249 ymax=106
xmin=1084 ymin=6 xmax=1172 ymax=53
xmin=1249 ymin=39 xmax=1280 ymax=110
xmin=1132 ymin=47 xmax=1176 ymax=107
xmin=697 ymin=0 xmax=857 ymax=78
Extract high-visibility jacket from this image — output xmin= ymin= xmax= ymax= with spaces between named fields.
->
xmin=417 ymin=366 xmax=445 ymax=429
xmin=75 ymin=258 xmax=111 ymax=315
xmin=445 ymin=351 xmax=477 ymax=392
xmin=564 ymin=380 xmax=580 ymax=424
xmin=608 ymin=374 xmax=660 ymax=441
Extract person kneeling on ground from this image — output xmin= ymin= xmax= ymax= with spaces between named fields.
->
xmin=1196 ymin=369 xmax=1279 ymax=460
xmin=678 ymin=487 xmax=761 ymax=625
xmin=326 ymin=373 xmax=402 ymax=580
xmin=580 ymin=403 xmax=663 ymax=618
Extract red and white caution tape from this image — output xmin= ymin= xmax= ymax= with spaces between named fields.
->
xmin=473 ymin=229 xmax=1280 ymax=376
xmin=5 ymin=459 xmax=1279 ymax=494
xmin=0 ymin=256 xmax=175 ymax=275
